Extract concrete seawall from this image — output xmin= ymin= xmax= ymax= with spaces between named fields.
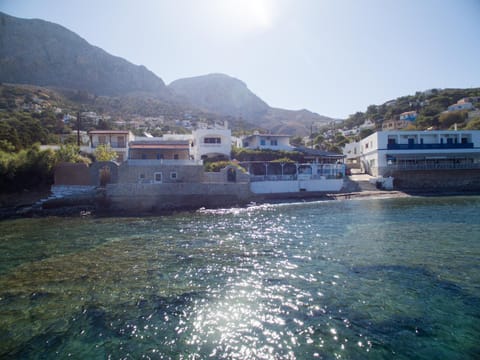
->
xmin=103 ymin=182 xmax=253 ymax=214
xmin=390 ymin=169 xmax=480 ymax=192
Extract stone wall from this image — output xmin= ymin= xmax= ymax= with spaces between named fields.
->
xmin=54 ymin=161 xmax=119 ymax=186
xmin=54 ymin=163 xmax=91 ymax=185
xmin=118 ymin=163 xmax=204 ymax=184
xmin=104 ymin=182 xmax=253 ymax=213
xmin=390 ymin=169 xmax=480 ymax=192
xmin=90 ymin=161 xmax=119 ymax=186
xmin=203 ymin=166 xmax=250 ymax=183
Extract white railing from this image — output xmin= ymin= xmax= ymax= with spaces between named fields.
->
xmin=384 ymin=163 xmax=480 ymax=171
xmin=127 ymin=159 xmax=203 ymax=166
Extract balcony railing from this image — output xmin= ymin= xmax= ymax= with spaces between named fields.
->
xmin=250 ymin=173 xmax=342 ymax=182
xmin=384 ymin=163 xmax=480 ymax=171
xmin=127 ymin=159 xmax=203 ymax=166
xmin=387 ymin=143 xmax=474 ymax=150
xmin=92 ymin=142 xmax=127 ymax=148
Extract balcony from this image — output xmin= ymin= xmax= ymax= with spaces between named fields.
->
xmin=387 ymin=143 xmax=474 ymax=150
xmin=92 ymin=141 xmax=127 ymax=149
xmin=384 ymin=162 xmax=480 ymax=171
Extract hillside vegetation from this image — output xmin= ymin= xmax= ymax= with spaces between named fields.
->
xmin=341 ymin=88 xmax=480 ymax=131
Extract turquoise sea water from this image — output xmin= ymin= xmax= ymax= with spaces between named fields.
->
xmin=0 ymin=196 xmax=479 ymax=359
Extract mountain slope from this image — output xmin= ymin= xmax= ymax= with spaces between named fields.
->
xmin=0 ymin=12 xmax=168 ymax=97
xmin=169 ymin=73 xmax=337 ymax=135
xmin=0 ymin=12 xmax=336 ymax=136
xmin=169 ymin=73 xmax=270 ymax=121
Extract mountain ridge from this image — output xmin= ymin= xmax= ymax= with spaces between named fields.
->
xmin=169 ymin=73 xmax=337 ymax=135
xmin=0 ymin=11 xmax=336 ymax=136
xmin=0 ymin=12 xmax=169 ymax=97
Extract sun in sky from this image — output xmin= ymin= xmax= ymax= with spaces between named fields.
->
xmin=207 ymin=0 xmax=279 ymax=35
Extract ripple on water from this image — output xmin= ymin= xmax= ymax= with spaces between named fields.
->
xmin=1 ymin=197 xmax=480 ymax=358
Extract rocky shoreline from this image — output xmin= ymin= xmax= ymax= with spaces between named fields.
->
xmin=6 ymin=187 xmax=480 ymax=220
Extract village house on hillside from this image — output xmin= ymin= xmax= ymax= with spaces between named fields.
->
xmin=242 ymin=132 xmax=293 ymax=151
xmin=382 ymin=111 xmax=417 ymax=131
xmin=447 ymin=98 xmax=476 ymax=112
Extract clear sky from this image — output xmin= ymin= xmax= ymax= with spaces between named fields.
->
xmin=1 ymin=0 xmax=479 ymax=119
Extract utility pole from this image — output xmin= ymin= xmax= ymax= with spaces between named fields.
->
xmin=310 ymin=123 xmax=314 ymax=148
xmin=77 ymin=111 xmax=81 ymax=147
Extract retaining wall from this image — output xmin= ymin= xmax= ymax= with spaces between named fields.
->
xmin=390 ymin=169 xmax=480 ymax=192
xmin=54 ymin=163 xmax=91 ymax=185
xmin=104 ymin=182 xmax=253 ymax=213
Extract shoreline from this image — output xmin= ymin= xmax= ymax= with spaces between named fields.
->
xmin=2 ymin=188 xmax=480 ymax=220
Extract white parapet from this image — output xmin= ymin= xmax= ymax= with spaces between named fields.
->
xmin=250 ymin=179 xmax=344 ymax=194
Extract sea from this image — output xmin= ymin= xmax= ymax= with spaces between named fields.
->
xmin=0 ymin=195 xmax=479 ymax=359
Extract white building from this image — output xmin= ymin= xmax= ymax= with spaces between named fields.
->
xmin=192 ymin=124 xmax=232 ymax=160
xmin=242 ymin=133 xmax=293 ymax=151
xmin=448 ymin=102 xmax=474 ymax=112
xmin=343 ymin=141 xmax=361 ymax=167
xmin=344 ymin=130 xmax=480 ymax=176
xmin=340 ymin=128 xmax=359 ymax=137
xmin=88 ymin=130 xmax=135 ymax=162
xmin=359 ymin=119 xmax=376 ymax=130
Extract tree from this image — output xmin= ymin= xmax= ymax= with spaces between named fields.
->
xmin=93 ymin=144 xmax=118 ymax=162
xmin=290 ymin=136 xmax=304 ymax=147
xmin=464 ymin=117 xmax=480 ymax=130
xmin=439 ymin=111 xmax=468 ymax=129
xmin=357 ymin=128 xmax=374 ymax=140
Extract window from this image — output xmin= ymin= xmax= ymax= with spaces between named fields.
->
xmin=139 ymin=173 xmax=145 ymax=180
xmin=271 ymin=139 xmax=278 ymax=146
xmin=156 ymin=153 xmax=163 ymax=160
xmin=117 ymin=136 xmax=125 ymax=148
xmin=260 ymin=139 xmax=266 ymax=146
xmin=98 ymin=135 xmax=106 ymax=145
xmin=174 ymin=154 xmax=179 ymax=160
xmin=204 ymin=137 xmax=221 ymax=144
xmin=170 ymin=172 xmax=177 ymax=180
xmin=154 ymin=172 xmax=162 ymax=183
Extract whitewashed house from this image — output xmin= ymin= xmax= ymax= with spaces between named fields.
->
xmin=191 ymin=124 xmax=232 ymax=160
xmin=344 ymin=130 xmax=480 ymax=176
xmin=242 ymin=132 xmax=293 ymax=151
xmin=88 ymin=130 xmax=134 ymax=162
xmin=448 ymin=101 xmax=474 ymax=112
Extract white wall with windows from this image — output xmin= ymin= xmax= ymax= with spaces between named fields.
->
xmin=192 ymin=128 xmax=232 ymax=160
xmin=242 ymin=134 xmax=293 ymax=151
xmin=346 ymin=130 xmax=480 ymax=176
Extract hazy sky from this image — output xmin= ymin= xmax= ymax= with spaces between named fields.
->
xmin=2 ymin=0 xmax=479 ymax=119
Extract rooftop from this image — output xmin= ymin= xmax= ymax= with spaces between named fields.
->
xmin=89 ymin=130 xmax=131 ymax=134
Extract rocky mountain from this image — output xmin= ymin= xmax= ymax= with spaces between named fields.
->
xmin=0 ymin=12 xmax=168 ymax=97
xmin=169 ymin=73 xmax=336 ymax=135
xmin=0 ymin=12 xmax=337 ymax=136
xmin=169 ymin=74 xmax=270 ymax=121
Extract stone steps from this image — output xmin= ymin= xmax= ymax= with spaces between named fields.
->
xmin=32 ymin=185 xmax=96 ymax=209
xmin=356 ymin=180 xmax=379 ymax=192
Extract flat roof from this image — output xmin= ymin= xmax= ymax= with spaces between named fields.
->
xmin=129 ymin=145 xmax=189 ymax=150
xmin=89 ymin=130 xmax=130 ymax=134
xmin=244 ymin=134 xmax=291 ymax=138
